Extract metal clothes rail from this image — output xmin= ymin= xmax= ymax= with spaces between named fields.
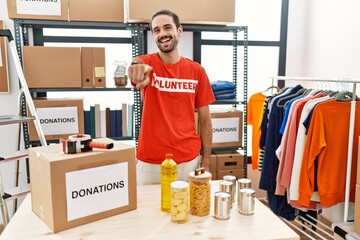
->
xmin=270 ymin=75 xmax=360 ymax=223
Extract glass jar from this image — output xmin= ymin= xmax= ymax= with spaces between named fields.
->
xmin=170 ymin=181 xmax=189 ymax=223
xmin=113 ymin=61 xmax=128 ymax=87
xmin=188 ymin=167 xmax=212 ymax=216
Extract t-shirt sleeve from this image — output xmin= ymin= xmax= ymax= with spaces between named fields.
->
xmin=195 ymin=65 xmax=215 ymax=108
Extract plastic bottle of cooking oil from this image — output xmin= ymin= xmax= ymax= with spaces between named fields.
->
xmin=161 ymin=153 xmax=177 ymax=212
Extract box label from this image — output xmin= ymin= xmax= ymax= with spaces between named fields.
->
xmin=65 ymin=162 xmax=129 ymax=221
xmin=212 ymin=117 xmax=239 ymax=143
xmin=16 ymin=0 xmax=61 ymax=16
xmin=36 ymin=106 xmax=79 ymax=135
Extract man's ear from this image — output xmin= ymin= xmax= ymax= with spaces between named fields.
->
xmin=178 ymin=25 xmax=183 ymax=37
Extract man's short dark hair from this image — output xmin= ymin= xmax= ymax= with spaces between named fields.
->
xmin=150 ymin=9 xmax=181 ymax=30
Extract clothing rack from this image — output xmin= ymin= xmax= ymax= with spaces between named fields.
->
xmin=270 ymin=76 xmax=360 ymax=223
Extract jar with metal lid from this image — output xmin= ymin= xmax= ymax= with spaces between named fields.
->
xmin=188 ymin=167 xmax=212 ymax=216
xmin=171 ymin=181 xmax=189 ymax=223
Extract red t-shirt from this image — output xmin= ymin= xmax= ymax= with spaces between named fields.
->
xmin=134 ymin=53 xmax=215 ymax=164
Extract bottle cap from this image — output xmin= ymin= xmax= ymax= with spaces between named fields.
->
xmin=165 ymin=153 xmax=173 ymax=159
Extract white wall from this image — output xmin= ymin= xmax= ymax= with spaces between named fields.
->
xmin=286 ymin=0 xmax=360 ymax=223
xmin=287 ymin=0 xmax=360 ymax=79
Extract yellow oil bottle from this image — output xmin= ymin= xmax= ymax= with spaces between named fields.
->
xmin=161 ymin=153 xmax=177 ymax=212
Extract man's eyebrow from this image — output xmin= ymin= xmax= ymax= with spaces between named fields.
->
xmin=153 ymin=24 xmax=173 ymax=30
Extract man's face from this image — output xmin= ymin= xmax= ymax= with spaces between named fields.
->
xmin=151 ymin=15 xmax=182 ymax=53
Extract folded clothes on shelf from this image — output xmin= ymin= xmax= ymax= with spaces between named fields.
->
xmin=214 ymin=92 xmax=236 ymax=100
xmin=211 ymin=80 xmax=236 ymax=100
xmin=211 ymin=80 xmax=236 ymax=92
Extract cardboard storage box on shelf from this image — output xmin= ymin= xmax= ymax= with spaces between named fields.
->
xmin=127 ymin=0 xmax=235 ymax=25
xmin=23 ymin=46 xmax=82 ymax=88
xmin=29 ymin=140 xmax=137 ymax=233
xmin=210 ymin=109 xmax=243 ymax=148
xmin=355 ymin=184 xmax=360 ymax=234
xmin=29 ymin=98 xmax=84 ymax=141
xmin=217 ymin=152 xmax=244 ymax=171
xmin=69 ymin=0 xmax=125 ymax=22
xmin=81 ymin=47 xmax=106 ymax=88
xmin=7 ymin=0 xmax=68 ymax=20
xmin=0 ymin=20 xmax=9 ymax=93
xmin=216 ymin=151 xmax=245 ymax=179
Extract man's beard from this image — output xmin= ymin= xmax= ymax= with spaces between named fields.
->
xmin=157 ymin=36 xmax=178 ymax=53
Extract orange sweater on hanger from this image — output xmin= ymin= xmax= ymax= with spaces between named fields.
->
xmin=298 ymin=100 xmax=360 ymax=207
xmin=248 ymin=92 xmax=267 ymax=169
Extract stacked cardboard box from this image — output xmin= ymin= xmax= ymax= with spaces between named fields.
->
xmin=29 ymin=98 xmax=84 ymax=142
xmin=23 ymin=46 xmax=106 ymax=89
xmin=7 ymin=0 xmax=235 ymax=25
xmin=210 ymin=109 xmax=243 ymax=149
xmin=202 ymin=152 xmax=245 ymax=180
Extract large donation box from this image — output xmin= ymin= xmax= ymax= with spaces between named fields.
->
xmin=28 ymin=139 xmax=137 ymax=233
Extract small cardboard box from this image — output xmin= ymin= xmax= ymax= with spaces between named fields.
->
xmin=7 ymin=0 xmax=68 ymax=20
xmin=23 ymin=46 xmax=82 ymax=88
xmin=29 ymin=98 xmax=84 ymax=141
xmin=210 ymin=109 xmax=243 ymax=149
xmin=127 ymin=0 xmax=235 ymax=25
xmin=216 ymin=152 xmax=244 ymax=171
xmin=29 ymin=140 xmax=137 ymax=233
xmin=81 ymin=47 xmax=106 ymax=88
xmin=69 ymin=0 xmax=125 ymax=22
xmin=355 ymin=184 xmax=360 ymax=233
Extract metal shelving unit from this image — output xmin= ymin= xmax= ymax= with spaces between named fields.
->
xmin=13 ymin=19 xmax=248 ymax=177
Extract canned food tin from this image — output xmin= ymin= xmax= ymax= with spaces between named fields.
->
xmin=214 ymin=191 xmax=231 ymax=220
xmin=237 ymin=178 xmax=251 ymax=190
xmin=219 ymin=180 xmax=233 ymax=208
xmin=223 ymin=175 xmax=236 ymax=203
xmin=238 ymin=188 xmax=255 ymax=215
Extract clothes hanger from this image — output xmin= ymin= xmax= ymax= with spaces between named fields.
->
xmin=334 ymin=91 xmax=360 ymax=101
xmin=276 ymin=88 xmax=306 ymax=107
xmin=261 ymin=85 xmax=281 ymax=96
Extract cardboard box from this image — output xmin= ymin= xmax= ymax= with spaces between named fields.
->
xmin=127 ymin=0 xmax=235 ymax=25
xmin=81 ymin=47 xmax=106 ymax=88
xmin=210 ymin=109 xmax=243 ymax=149
xmin=29 ymin=98 xmax=84 ymax=141
xmin=218 ymin=169 xmax=245 ymax=180
xmin=29 ymin=140 xmax=137 ymax=233
xmin=23 ymin=46 xmax=82 ymax=88
xmin=7 ymin=0 xmax=68 ymax=20
xmin=355 ymin=184 xmax=360 ymax=233
xmin=0 ymin=20 xmax=9 ymax=93
xmin=216 ymin=152 xmax=244 ymax=171
xmin=69 ymin=0 xmax=125 ymax=22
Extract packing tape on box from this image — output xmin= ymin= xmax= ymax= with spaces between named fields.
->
xmin=62 ymin=134 xmax=113 ymax=154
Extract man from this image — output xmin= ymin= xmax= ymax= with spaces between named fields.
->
xmin=128 ymin=9 xmax=215 ymax=185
